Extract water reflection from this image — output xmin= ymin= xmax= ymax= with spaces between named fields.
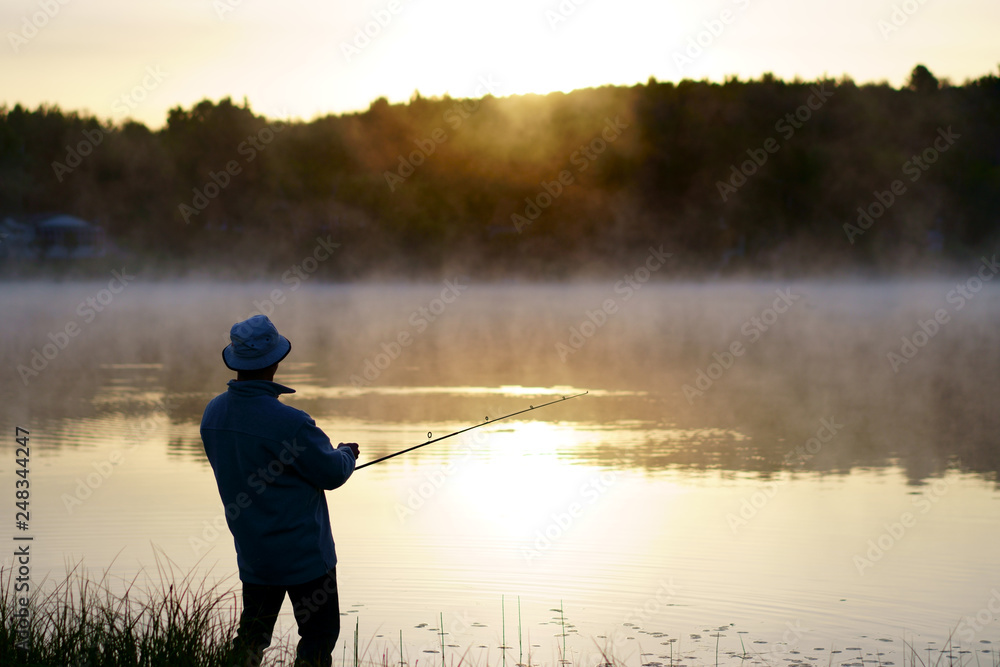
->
xmin=2 ymin=281 xmax=1000 ymax=663
xmin=3 ymin=281 xmax=998 ymax=483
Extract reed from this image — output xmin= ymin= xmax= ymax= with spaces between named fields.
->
xmin=0 ymin=555 xmax=268 ymax=667
xmin=7 ymin=563 xmax=997 ymax=667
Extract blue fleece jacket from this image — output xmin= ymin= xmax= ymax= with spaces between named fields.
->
xmin=201 ymin=380 xmax=356 ymax=586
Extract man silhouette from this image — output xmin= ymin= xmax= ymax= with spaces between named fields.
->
xmin=201 ymin=314 xmax=359 ymax=667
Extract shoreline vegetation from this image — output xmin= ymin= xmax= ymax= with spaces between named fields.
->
xmin=0 ymin=559 xmax=244 ymax=667
xmin=3 ymin=562 xmax=999 ymax=667
xmin=2 ymin=65 xmax=999 ymax=281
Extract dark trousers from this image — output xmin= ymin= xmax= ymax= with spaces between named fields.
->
xmin=231 ymin=567 xmax=341 ymax=667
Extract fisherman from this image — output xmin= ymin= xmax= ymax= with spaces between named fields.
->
xmin=201 ymin=314 xmax=359 ymax=667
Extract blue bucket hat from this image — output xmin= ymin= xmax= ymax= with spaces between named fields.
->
xmin=222 ymin=314 xmax=291 ymax=371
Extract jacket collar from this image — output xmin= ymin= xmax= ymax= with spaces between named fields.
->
xmin=226 ymin=379 xmax=296 ymax=398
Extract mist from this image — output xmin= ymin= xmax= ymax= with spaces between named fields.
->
xmin=3 ymin=278 xmax=997 ymax=484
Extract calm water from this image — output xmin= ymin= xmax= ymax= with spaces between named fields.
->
xmin=2 ymin=279 xmax=1000 ymax=666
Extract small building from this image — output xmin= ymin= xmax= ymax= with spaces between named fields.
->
xmin=0 ymin=214 xmax=106 ymax=260
xmin=0 ymin=217 xmax=34 ymax=259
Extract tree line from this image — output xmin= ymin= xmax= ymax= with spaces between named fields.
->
xmin=1 ymin=64 xmax=998 ymax=278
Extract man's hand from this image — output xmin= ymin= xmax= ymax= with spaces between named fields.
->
xmin=339 ymin=442 xmax=360 ymax=460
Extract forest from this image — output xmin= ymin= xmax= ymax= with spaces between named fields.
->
xmin=1 ymin=64 xmax=998 ymax=278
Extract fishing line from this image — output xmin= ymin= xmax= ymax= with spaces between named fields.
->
xmin=355 ymin=391 xmax=588 ymax=470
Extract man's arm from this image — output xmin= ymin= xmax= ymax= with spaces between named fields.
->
xmin=290 ymin=419 xmax=358 ymax=490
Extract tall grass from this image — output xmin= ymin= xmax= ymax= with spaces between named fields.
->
xmin=0 ymin=558 xmax=603 ymax=667
xmin=0 ymin=553 xmax=297 ymax=667
xmin=8 ymin=559 xmax=995 ymax=667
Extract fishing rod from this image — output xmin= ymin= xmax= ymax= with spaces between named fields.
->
xmin=355 ymin=390 xmax=588 ymax=470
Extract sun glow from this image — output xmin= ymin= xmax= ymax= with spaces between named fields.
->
xmin=439 ymin=422 xmax=609 ymax=536
xmin=4 ymin=0 xmax=996 ymax=129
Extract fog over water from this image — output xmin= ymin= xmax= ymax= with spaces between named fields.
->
xmin=1 ymin=278 xmax=999 ymax=665
xmin=4 ymin=278 xmax=998 ymax=479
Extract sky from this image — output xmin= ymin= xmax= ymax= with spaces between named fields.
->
xmin=1 ymin=0 xmax=998 ymax=128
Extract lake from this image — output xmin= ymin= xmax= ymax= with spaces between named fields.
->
xmin=2 ymin=278 xmax=999 ymax=666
